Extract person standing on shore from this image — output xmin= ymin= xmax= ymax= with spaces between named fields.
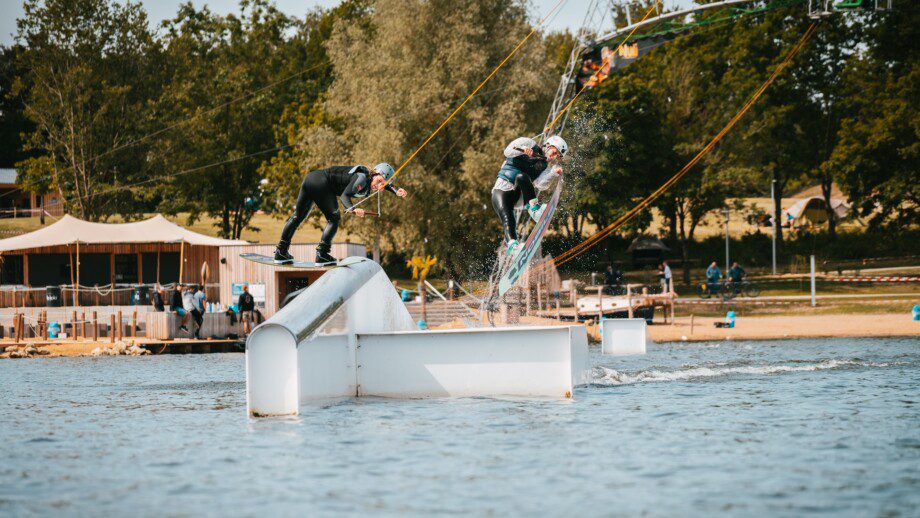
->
xmin=706 ymin=261 xmax=722 ymax=293
xmin=192 ymin=285 xmax=206 ymax=339
xmin=661 ymin=261 xmax=672 ymax=293
xmin=237 ymin=284 xmax=256 ymax=335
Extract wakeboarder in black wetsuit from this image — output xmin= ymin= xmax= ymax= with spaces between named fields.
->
xmin=274 ymin=163 xmax=407 ymax=264
xmin=491 ymin=135 xmax=568 ymax=256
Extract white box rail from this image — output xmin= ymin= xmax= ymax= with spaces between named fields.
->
xmin=601 ymin=318 xmax=648 ymax=356
xmin=245 ymin=257 xmax=590 ymax=417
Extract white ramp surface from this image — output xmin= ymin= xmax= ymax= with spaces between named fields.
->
xmin=357 ymin=326 xmax=575 ymax=398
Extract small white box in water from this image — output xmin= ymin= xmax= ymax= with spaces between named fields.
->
xmin=601 ymin=318 xmax=647 ymax=356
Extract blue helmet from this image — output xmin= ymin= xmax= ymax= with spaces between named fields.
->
xmin=373 ymin=162 xmax=395 ymax=180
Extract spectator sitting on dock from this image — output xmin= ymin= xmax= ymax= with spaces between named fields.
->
xmin=152 ymin=285 xmax=166 ymax=312
xmin=170 ymin=283 xmax=190 ymax=333
xmin=706 ymin=261 xmax=722 ymax=292
xmin=238 ymin=284 xmax=255 ymax=335
xmin=182 ymin=286 xmax=198 ymax=337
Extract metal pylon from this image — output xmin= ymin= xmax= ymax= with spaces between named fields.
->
xmin=541 ymin=0 xmax=618 ymax=139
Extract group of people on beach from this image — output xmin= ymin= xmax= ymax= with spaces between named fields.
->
xmin=271 ymin=135 xmax=569 ymax=265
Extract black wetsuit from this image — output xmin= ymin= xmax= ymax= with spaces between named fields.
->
xmin=491 ymin=144 xmax=548 ymax=243
xmin=279 ymin=166 xmax=400 ymax=253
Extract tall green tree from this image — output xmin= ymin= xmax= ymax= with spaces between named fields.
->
xmin=0 ymin=45 xmax=32 ymax=168
xmin=14 ymin=0 xmax=160 ymax=220
xmin=268 ymin=0 xmax=556 ymax=278
xmin=829 ymin=9 xmax=919 ymax=228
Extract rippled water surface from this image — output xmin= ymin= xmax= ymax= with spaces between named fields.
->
xmin=1 ymin=337 xmax=918 ymax=516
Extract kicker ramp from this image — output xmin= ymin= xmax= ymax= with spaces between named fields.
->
xmin=246 ymin=257 xmax=590 ymax=417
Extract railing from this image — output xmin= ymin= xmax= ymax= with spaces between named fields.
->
xmin=0 ymin=283 xmax=221 ymax=308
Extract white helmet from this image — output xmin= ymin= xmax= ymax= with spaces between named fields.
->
xmin=373 ymin=162 xmax=395 ymax=180
xmin=545 ymin=135 xmax=568 ymax=157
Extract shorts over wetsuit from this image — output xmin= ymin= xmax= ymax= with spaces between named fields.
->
xmin=278 ymin=165 xmax=401 ymax=257
xmin=491 ymin=137 xmax=559 ymax=244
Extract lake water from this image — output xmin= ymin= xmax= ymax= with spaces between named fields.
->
xmin=1 ymin=337 xmax=918 ymax=516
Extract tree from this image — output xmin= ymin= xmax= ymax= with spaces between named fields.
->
xmin=14 ymin=0 xmax=161 ymax=221
xmin=829 ymin=9 xmax=919 ymax=228
xmin=0 ymin=45 xmax=32 ymax=168
xmin=149 ymin=0 xmax=315 ymax=239
xmin=272 ymin=0 xmax=556 ymax=279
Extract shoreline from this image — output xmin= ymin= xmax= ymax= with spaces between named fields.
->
xmin=1 ymin=313 xmax=916 ymax=358
xmin=646 ymin=314 xmax=918 ymax=343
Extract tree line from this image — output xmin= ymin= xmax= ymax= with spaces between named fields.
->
xmin=1 ymin=0 xmax=915 ymax=280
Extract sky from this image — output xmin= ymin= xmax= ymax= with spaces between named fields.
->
xmin=0 ymin=0 xmax=696 ymax=46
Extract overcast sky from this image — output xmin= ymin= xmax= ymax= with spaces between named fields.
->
xmin=1 ymin=0 xmax=697 ymax=46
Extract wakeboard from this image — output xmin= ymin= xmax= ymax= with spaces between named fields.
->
xmin=497 ymin=179 xmax=562 ymax=296
xmin=240 ymin=253 xmax=366 ymax=269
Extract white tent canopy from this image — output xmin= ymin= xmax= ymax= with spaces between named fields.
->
xmin=787 ymin=196 xmax=849 ymax=225
xmin=0 ymin=214 xmax=246 ymax=253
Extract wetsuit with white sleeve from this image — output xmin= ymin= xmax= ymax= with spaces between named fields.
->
xmin=491 ymin=137 xmax=561 ymax=244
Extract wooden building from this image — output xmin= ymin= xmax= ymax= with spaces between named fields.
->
xmin=218 ymin=242 xmax=366 ymax=317
xmin=0 ymin=214 xmax=367 ymax=314
xmin=0 ymin=214 xmax=245 ymax=307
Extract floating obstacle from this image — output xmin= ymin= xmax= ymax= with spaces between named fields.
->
xmin=601 ymin=318 xmax=648 ymax=356
xmin=246 ymin=258 xmax=590 ymax=417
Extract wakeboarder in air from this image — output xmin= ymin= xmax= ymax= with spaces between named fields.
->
xmin=274 ymin=163 xmax=408 ymax=264
xmin=491 ymin=135 xmax=568 ymax=256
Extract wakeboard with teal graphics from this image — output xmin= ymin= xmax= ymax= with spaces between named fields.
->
xmin=498 ymin=179 xmax=562 ymax=296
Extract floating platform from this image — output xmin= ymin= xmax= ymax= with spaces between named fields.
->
xmin=246 ymin=258 xmax=590 ymax=417
xmin=601 ymin=318 xmax=648 ymax=356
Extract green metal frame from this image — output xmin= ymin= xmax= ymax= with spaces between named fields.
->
xmin=591 ymin=0 xmax=807 ymax=51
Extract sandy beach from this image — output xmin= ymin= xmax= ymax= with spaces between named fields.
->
xmin=646 ymin=314 xmax=919 ymax=342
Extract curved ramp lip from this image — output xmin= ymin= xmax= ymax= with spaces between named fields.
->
xmin=246 ymin=322 xmax=298 ymax=351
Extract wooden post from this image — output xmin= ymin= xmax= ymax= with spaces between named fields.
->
xmin=18 ymin=314 xmax=24 ymax=342
xmin=156 ymin=245 xmax=161 ymax=286
xmin=116 ymin=310 xmax=122 ymax=340
xmin=419 ymin=281 xmax=427 ymax=324
xmin=109 ymin=314 xmax=116 ymax=343
xmin=178 ymin=240 xmax=185 ymax=285
xmin=71 ymin=311 xmax=77 ymax=339
xmin=110 ymin=253 xmax=115 ymax=306
xmin=597 ymin=285 xmax=603 ymax=322
xmin=81 ymin=311 xmax=87 ymax=339
xmin=92 ymin=311 xmax=98 ymax=341
xmin=537 ymin=283 xmax=543 ymax=312
xmin=690 ymin=314 xmax=695 ymax=336
xmin=75 ymin=240 xmax=80 ymax=307
xmin=69 ymin=243 xmax=76 ymax=306
xmin=669 ymin=278 xmax=675 ymax=325
xmin=131 ymin=310 xmax=137 ymax=338
xmin=627 ymin=284 xmax=634 ymax=319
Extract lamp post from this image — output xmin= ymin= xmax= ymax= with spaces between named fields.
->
xmin=722 ymin=207 xmax=730 ymax=274
xmin=771 ymin=179 xmax=777 ymax=275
